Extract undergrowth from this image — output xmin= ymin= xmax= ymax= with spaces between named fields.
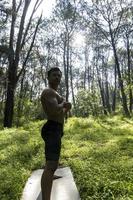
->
xmin=0 ymin=116 xmax=133 ymax=200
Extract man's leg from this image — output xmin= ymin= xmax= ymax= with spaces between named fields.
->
xmin=41 ymin=160 xmax=58 ymax=200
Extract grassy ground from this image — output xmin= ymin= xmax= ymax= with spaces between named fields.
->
xmin=0 ymin=116 xmax=133 ymax=200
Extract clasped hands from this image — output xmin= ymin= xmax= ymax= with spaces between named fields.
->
xmin=63 ymin=101 xmax=72 ymax=112
xmin=59 ymin=96 xmax=71 ymax=112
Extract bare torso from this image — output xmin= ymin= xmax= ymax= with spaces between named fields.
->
xmin=41 ymin=88 xmax=65 ymax=124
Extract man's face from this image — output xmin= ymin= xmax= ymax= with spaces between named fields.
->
xmin=48 ymin=70 xmax=62 ymax=85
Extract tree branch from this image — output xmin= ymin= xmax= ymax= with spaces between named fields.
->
xmin=15 ymin=0 xmax=31 ymax=65
xmin=8 ymin=0 xmax=16 ymax=63
xmin=16 ymin=0 xmax=23 ymax=13
xmin=113 ymin=3 xmax=124 ymax=39
xmin=21 ymin=0 xmax=43 ymax=50
xmin=17 ymin=14 xmax=42 ymax=81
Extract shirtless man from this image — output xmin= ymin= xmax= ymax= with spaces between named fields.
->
xmin=41 ymin=67 xmax=71 ymax=200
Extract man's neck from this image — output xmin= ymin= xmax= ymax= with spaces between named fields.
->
xmin=49 ymin=84 xmax=58 ymax=91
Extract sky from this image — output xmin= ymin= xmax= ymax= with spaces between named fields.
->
xmin=28 ymin=0 xmax=85 ymax=47
xmin=28 ymin=0 xmax=56 ymax=18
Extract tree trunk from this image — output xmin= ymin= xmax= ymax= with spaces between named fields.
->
xmin=112 ymin=64 xmax=117 ymax=112
xmin=40 ymin=64 xmax=47 ymax=87
xmin=104 ymin=68 xmax=111 ymax=113
xmin=102 ymin=55 xmax=111 ymax=114
xmin=111 ymin=35 xmax=130 ymax=116
xmin=0 ymin=86 xmax=5 ymax=119
xmin=96 ymin=65 xmax=107 ymax=115
xmin=63 ymin=34 xmax=69 ymax=102
xmin=100 ymin=81 xmax=107 ymax=115
xmin=4 ymin=85 xmax=15 ymax=127
xmin=105 ymin=80 xmax=111 ymax=113
xmin=30 ymin=65 xmax=35 ymax=101
xmin=70 ymin=62 xmax=76 ymax=113
xmin=87 ymin=66 xmax=90 ymax=91
xmin=4 ymin=61 xmax=17 ymax=127
xmin=126 ymin=35 xmax=132 ymax=113
xmin=3 ymin=0 xmax=42 ymax=127
xmin=83 ymin=65 xmax=87 ymax=90
xmin=84 ymin=45 xmax=89 ymax=90
xmin=66 ymin=34 xmax=69 ymax=102
xmin=63 ymin=38 xmax=67 ymax=100
xmin=16 ymin=70 xmax=26 ymax=127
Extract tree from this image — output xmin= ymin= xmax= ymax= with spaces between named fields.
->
xmin=53 ymin=0 xmax=79 ymax=101
xmin=2 ymin=0 xmax=42 ymax=127
xmin=75 ymin=89 xmax=102 ymax=117
xmin=120 ymin=5 xmax=133 ymax=113
xmin=82 ymin=0 xmax=130 ymax=116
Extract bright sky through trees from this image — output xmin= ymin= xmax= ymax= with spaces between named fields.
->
xmin=28 ymin=0 xmax=56 ymax=18
xmin=28 ymin=0 xmax=85 ymax=47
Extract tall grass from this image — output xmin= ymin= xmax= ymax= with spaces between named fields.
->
xmin=62 ymin=116 xmax=133 ymax=200
xmin=0 ymin=121 xmax=44 ymax=200
xmin=0 ymin=116 xmax=133 ymax=199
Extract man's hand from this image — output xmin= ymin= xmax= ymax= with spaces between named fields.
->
xmin=63 ymin=102 xmax=72 ymax=112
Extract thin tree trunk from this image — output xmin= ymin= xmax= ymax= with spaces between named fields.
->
xmin=70 ymin=61 xmax=76 ymax=113
xmin=126 ymin=35 xmax=132 ymax=113
xmin=104 ymin=68 xmax=111 ymax=113
xmin=87 ymin=66 xmax=90 ymax=91
xmin=100 ymin=81 xmax=107 ymax=115
xmin=96 ymin=65 xmax=107 ymax=115
xmin=83 ymin=65 xmax=86 ymax=90
xmin=112 ymin=64 xmax=117 ymax=112
xmin=63 ymin=38 xmax=67 ymax=100
xmin=84 ymin=45 xmax=89 ymax=90
xmin=4 ymin=61 xmax=17 ymax=127
xmin=66 ymin=34 xmax=69 ymax=102
xmin=30 ymin=65 xmax=35 ymax=101
xmin=40 ymin=64 xmax=47 ymax=87
xmin=110 ymin=34 xmax=130 ymax=116
xmin=16 ymin=70 xmax=25 ymax=127
xmin=105 ymin=80 xmax=111 ymax=113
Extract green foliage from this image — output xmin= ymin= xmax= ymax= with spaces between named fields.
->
xmin=0 ymin=116 xmax=133 ymax=199
xmin=0 ymin=121 xmax=45 ymax=200
xmin=62 ymin=116 xmax=133 ymax=199
xmin=13 ymin=98 xmax=45 ymax=126
xmin=21 ymin=99 xmax=44 ymax=120
xmin=75 ymin=89 xmax=102 ymax=117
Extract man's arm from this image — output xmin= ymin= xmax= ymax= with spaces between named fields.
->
xmin=41 ymin=89 xmax=65 ymax=116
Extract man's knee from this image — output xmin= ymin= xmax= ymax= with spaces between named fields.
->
xmin=45 ymin=161 xmax=58 ymax=172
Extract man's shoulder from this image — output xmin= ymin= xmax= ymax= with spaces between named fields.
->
xmin=41 ymin=88 xmax=56 ymax=98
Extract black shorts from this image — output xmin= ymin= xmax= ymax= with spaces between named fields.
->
xmin=41 ymin=120 xmax=64 ymax=161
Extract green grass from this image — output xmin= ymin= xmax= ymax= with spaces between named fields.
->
xmin=0 ymin=116 xmax=133 ymax=199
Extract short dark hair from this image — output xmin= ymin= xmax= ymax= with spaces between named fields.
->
xmin=47 ymin=67 xmax=62 ymax=78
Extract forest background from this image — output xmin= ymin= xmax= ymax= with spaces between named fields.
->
xmin=0 ymin=1 xmax=133 ymax=200
xmin=0 ymin=0 xmax=133 ymax=127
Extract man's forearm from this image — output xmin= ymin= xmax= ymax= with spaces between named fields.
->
xmin=51 ymin=102 xmax=65 ymax=115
